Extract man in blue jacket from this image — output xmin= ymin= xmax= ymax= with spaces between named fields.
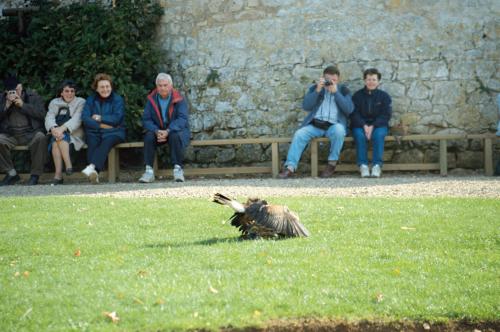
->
xmin=279 ymin=65 xmax=354 ymax=178
xmin=139 ymin=73 xmax=190 ymax=183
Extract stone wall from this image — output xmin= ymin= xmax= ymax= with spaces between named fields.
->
xmin=158 ymin=0 xmax=499 ymax=171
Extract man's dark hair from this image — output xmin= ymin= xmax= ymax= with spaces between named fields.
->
xmin=363 ymin=68 xmax=381 ymax=80
xmin=323 ymin=66 xmax=340 ymax=76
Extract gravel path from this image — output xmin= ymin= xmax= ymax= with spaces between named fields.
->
xmin=1 ymin=175 xmax=499 ymax=198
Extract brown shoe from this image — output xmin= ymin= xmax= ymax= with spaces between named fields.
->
xmin=320 ymin=163 xmax=336 ymax=178
xmin=278 ymin=168 xmax=295 ymax=179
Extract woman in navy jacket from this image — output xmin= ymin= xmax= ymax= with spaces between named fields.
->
xmin=81 ymin=73 xmax=126 ymax=183
xmin=350 ymin=68 xmax=392 ymax=178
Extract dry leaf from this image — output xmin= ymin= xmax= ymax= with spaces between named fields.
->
xmin=74 ymin=249 xmax=81 ymax=257
xmin=155 ymin=298 xmax=165 ymax=306
xmin=209 ymin=285 xmax=219 ymax=294
xmin=23 ymin=271 xmax=30 ymax=278
xmin=401 ymin=226 xmax=416 ymax=231
xmin=375 ymin=293 xmax=384 ymax=303
xmin=104 ymin=311 xmax=120 ymax=323
xmin=14 ymin=271 xmax=20 ymax=277
xmin=133 ymin=298 xmax=144 ymax=305
xmin=423 ymin=322 xmax=431 ymax=330
xmin=137 ymin=270 xmax=148 ymax=278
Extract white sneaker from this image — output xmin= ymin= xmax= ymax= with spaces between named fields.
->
xmin=88 ymin=170 xmax=99 ymax=184
xmin=371 ymin=164 xmax=382 ymax=178
xmin=81 ymin=164 xmax=95 ymax=177
xmin=139 ymin=171 xmax=155 ymax=183
xmin=173 ymin=165 xmax=184 ymax=182
xmin=360 ymin=164 xmax=370 ymax=178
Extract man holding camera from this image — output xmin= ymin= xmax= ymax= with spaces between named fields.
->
xmin=279 ymin=65 xmax=354 ymax=178
xmin=0 ymin=75 xmax=47 ymax=185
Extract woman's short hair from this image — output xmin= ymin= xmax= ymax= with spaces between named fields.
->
xmin=59 ymin=79 xmax=77 ymax=95
xmin=363 ymin=68 xmax=382 ymax=80
xmin=155 ymin=73 xmax=172 ymax=85
xmin=91 ymin=73 xmax=113 ymax=90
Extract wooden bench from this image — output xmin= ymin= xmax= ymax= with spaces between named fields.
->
xmin=12 ymin=133 xmax=498 ymax=182
xmin=311 ymin=133 xmax=498 ymax=177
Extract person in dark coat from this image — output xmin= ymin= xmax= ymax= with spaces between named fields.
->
xmin=139 ymin=73 xmax=190 ymax=183
xmin=350 ymin=68 xmax=392 ymax=178
xmin=81 ymin=73 xmax=126 ymax=184
xmin=0 ymin=75 xmax=48 ymax=185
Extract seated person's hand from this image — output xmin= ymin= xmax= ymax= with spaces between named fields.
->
xmin=156 ymin=130 xmax=168 ymax=142
xmin=92 ymin=114 xmax=102 ymax=122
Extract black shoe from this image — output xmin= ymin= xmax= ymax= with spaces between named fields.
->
xmin=0 ymin=174 xmax=20 ymax=186
xmin=65 ymin=168 xmax=73 ymax=176
xmin=278 ymin=168 xmax=295 ymax=179
xmin=52 ymin=178 xmax=64 ymax=185
xmin=320 ymin=164 xmax=336 ymax=178
xmin=27 ymin=175 xmax=39 ymax=186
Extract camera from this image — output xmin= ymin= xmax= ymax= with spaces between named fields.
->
xmin=324 ymin=79 xmax=333 ymax=86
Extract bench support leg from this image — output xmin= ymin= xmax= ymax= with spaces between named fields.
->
xmin=484 ymin=138 xmax=493 ymax=176
xmin=271 ymin=142 xmax=279 ymax=178
xmin=439 ymin=139 xmax=447 ymax=176
xmin=311 ymin=140 xmax=319 ymax=177
xmin=108 ymin=148 xmax=118 ymax=183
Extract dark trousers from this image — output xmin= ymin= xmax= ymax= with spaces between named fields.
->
xmin=0 ymin=131 xmax=48 ymax=175
xmin=86 ymin=133 xmax=124 ymax=172
xmin=144 ymin=131 xmax=185 ymax=168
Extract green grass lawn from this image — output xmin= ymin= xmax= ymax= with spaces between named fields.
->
xmin=0 ymin=195 xmax=499 ymax=331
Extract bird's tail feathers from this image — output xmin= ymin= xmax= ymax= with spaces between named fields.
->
xmin=212 ymin=193 xmax=245 ymax=213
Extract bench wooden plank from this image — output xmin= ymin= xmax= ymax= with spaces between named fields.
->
xmin=271 ymin=142 xmax=279 ymax=177
xmin=439 ymin=139 xmax=448 ymax=176
xmin=484 ymin=137 xmax=493 ymax=176
xmin=157 ymin=166 xmax=272 ymax=176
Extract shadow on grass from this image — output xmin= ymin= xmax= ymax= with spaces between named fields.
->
xmin=144 ymin=236 xmax=242 ymax=249
xmin=144 ymin=235 xmax=294 ymax=249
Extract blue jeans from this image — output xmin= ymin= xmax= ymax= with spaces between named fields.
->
xmin=284 ymin=123 xmax=346 ymax=171
xmin=352 ymin=126 xmax=388 ymax=166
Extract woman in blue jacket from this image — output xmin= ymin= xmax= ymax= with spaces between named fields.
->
xmin=350 ymin=68 xmax=392 ymax=178
xmin=81 ymin=73 xmax=126 ymax=183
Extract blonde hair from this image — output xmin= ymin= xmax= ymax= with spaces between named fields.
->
xmin=91 ymin=73 xmax=113 ymax=90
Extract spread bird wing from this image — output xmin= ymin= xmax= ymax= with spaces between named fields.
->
xmin=245 ymin=204 xmax=310 ymax=237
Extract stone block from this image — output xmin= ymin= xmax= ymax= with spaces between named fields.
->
xmin=456 ymin=151 xmax=484 ymax=169
xmin=431 ymin=81 xmax=463 ymax=105
xmin=407 ymin=81 xmax=430 ymax=100
xmin=420 ymin=60 xmax=449 ymax=80
xmin=397 ymin=62 xmax=419 ymax=80
xmin=216 ymin=148 xmax=236 ymax=163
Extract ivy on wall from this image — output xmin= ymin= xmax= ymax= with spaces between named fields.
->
xmin=0 ymin=0 xmax=164 ymax=141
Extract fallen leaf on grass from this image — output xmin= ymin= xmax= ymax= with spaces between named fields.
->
xmin=133 ymin=298 xmax=144 ymax=305
xmin=23 ymin=271 xmax=30 ymax=278
xmin=154 ymin=298 xmax=165 ymax=306
xmin=14 ymin=271 xmax=20 ymax=277
xmin=103 ymin=311 xmax=120 ymax=323
xmin=209 ymin=285 xmax=219 ymax=294
xmin=374 ymin=293 xmax=384 ymax=303
xmin=74 ymin=249 xmax=81 ymax=257
xmin=401 ymin=226 xmax=416 ymax=231
xmin=392 ymin=268 xmax=401 ymax=276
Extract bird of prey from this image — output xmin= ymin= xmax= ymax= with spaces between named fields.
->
xmin=212 ymin=193 xmax=310 ymax=239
